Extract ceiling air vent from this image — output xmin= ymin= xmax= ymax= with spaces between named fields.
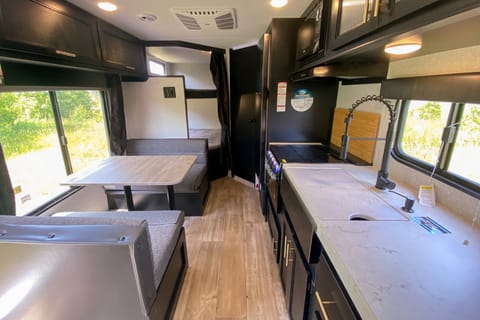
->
xmin=171 ymin=8 xmax=237 ymax=31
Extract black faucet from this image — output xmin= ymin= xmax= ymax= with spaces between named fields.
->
xmin=389 ymin=190 xmax=415 ymax=213
xmin=339 ymin=95 xmax=398 ymax=190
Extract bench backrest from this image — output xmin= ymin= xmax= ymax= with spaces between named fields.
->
xmin=0 ymin=215 xmax=156 ymax=320
xmin=126 ymin=138 xmax=208 ymax=164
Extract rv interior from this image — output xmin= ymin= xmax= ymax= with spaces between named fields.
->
xmin=0 ymin=0 xmax=479 ymax=319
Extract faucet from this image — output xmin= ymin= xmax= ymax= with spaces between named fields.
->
xmin=339 ymin=95 xmax=397 ymax=190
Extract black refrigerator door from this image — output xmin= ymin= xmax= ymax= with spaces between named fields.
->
xmin=232 ymin=93 xmax=261 ymax=183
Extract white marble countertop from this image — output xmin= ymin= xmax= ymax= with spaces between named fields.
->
xmin=283 ymin=163 xmax=480 ymax=320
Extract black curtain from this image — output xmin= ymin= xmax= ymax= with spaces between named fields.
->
xmin=210 ymin=52 xmax=232 ymax=176
xmin=107 ymin=75 xmax=127 ymax=155
xmin=0 ymin=144 xmax=15 ymax=215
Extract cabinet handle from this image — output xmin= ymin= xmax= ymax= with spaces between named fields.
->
xmin=273 ymin=239 xmax=278 ymax=254
xmin=125 ymin=66 xmax=136 ymax=71
xmin=283 ymin=236 xmax=288 ymax=260
xmin=55 ymin=50 xmax=77 ymax=58
xmin=288 ymin=245 xmax=295 ymax=264
xmin=374 ymin=0 xmax=381 ymax=17
xmin=315 ymin=291 xmax=331 ymax=320
xmin=285 ymin=242 xmax=290 ymax=267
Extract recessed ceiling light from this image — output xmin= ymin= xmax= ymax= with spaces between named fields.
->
xmin=270 ymin=0 xmax=288 ymax=8
xmin=384 ymin=37 xmax=422 ymax=55
xmin=98 ymin=2 xmax=118 ymax=12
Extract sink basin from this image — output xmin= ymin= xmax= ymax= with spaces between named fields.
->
xmin=348 ymin=213 xmax=376 ymax=221
xmin=348 ymin=211 xmax=408 ymax=221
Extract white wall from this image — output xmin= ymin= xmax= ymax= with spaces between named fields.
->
xmin=385 ymin=46 xmax=480 ymax=221
xmin=123 ymin=77 xmax=188 ymax=139
xmin=387 ymin=45 xmax=480 ymax=79
xmin=187 ymin=98 xmax=221 ymax=129
xmin=170 ymin=63 xmax=215 ymax=89
xmin=169 ymin=63 xmax=219 ymax=130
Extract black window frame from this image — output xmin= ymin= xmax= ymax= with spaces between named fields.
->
xmin=392 ymin=99 xmax=480 ymax=199
xmin=0 ymin=88 xmax=111 ymax=215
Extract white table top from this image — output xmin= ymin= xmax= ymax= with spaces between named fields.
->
xmin=62 ymin=155 xmax=196 ymax=186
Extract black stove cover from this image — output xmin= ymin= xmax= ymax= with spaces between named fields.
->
xmin=270 ymin=144 xmax=334 ymax=164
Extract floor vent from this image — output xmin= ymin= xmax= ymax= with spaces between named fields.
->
xmin=171 ymin=8 xmax=237 ymax=31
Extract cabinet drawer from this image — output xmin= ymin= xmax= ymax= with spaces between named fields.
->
xmin=0 ymin=0 xmax=101 ymax=64
xmin=314 ymin=253 xmax=359 ymax=320
xmin=266 ymin=197 xmax=281 ymax=263
xmin=280 ymin=176 xmax=315 ymax=259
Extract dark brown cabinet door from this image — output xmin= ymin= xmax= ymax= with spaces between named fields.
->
xmin=280 ymin=218 xmax=296 ymax=308
xmin=98 ymin=21 xmax=147 ymax=75
xmin=329 ymin=0 xmax=380 ymax=49
xmin=378 ymin=0 xmax=442 ymax=25
xmin=0 ymin=0 xmax=101 ymax=65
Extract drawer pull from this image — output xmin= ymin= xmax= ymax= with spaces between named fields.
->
xmin=285 ymin=242 xmax=290 ymax=267
xmin=125 ymin=66 xmax=136 ymax=71
xmin=316 ymin=291 xmax=332 ymax=320
xmin=55 ymin=50 xmax=77 ymax=58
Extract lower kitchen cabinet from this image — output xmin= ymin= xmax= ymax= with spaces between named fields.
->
xmin=279 ymin=175 xmax=360 ymax=319
xmin=279 ymin=211 xmax=311 ymax=320
xmin=266 ymin=197 xmax=281 ymax=263
xmin=309 ymin=250 xmax=360 ymax=320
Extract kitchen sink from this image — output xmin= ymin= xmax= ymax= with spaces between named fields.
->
xmin=347 ymin=211 xmax=408 ymax=221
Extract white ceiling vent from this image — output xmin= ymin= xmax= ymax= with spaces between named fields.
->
xmin=171 ymin=8 xmax=237 ymax=31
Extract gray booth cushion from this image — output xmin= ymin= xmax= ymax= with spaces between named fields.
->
xmin=126 ymin=138 xmax=208 ymax=164
xmin=53 ymin=210 xmax=184 ymax=288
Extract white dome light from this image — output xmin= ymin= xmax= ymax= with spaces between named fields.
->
xmin=270 ymin=0 xmax=288 ymax=8
xmin=98 ymin=2 xmax=118 ymax=12
xmin=384 ymin=37 xmax=422 ymax=55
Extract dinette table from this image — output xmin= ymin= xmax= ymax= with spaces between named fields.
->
xmin=62 ymin=155 xmax=196 ymax=211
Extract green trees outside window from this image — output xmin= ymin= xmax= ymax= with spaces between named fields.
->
xmin=397 ymin=100 xmax=480 ymax=189
xmin=0 ymin=90 xmax=109 ymax=215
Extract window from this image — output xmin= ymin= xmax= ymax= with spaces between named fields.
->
xmin=395 ymin=99 xmax=480 ymax=195
xmin=0 ymin=90 xmax=109 ymax=215
xmin=148 ymin=60 xmax=166 ymax=76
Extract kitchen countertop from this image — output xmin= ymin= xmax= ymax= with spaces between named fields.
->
xmin=283 ymin=163 xmax=480 ymax=320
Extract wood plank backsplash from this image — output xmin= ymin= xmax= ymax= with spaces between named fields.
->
xmin=330 ymin=108 xmax=381 ymax=164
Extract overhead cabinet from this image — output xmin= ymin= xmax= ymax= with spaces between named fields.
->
xmin=0 ymin=0 xmax=147 ymax=78
xmin=0 ymin=0 xmax=101 ymax=65
xmin=328 ymin=0 xmax=477 ymax=50
xmin=98 ymin=21 xmax=147 ymax=75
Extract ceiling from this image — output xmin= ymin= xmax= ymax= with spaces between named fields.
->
xmin=66 ymin=0 xmax=312 ymax=49
xmin=146 ymin=46 xmax=212 ymax=64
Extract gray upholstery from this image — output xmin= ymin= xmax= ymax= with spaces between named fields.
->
xmin=52 ymin=210 xmax=184 ymax=288
xmin=126 ymin=138 xmax=208 ymax=164
xmin=0 ymin=216 xmax=155 ymax=319
xmin=106 ymin=139 xmax=210 ymax=215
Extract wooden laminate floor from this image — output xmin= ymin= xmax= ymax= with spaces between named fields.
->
xmin=173 ymin=177 xmax=289 ymax=320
